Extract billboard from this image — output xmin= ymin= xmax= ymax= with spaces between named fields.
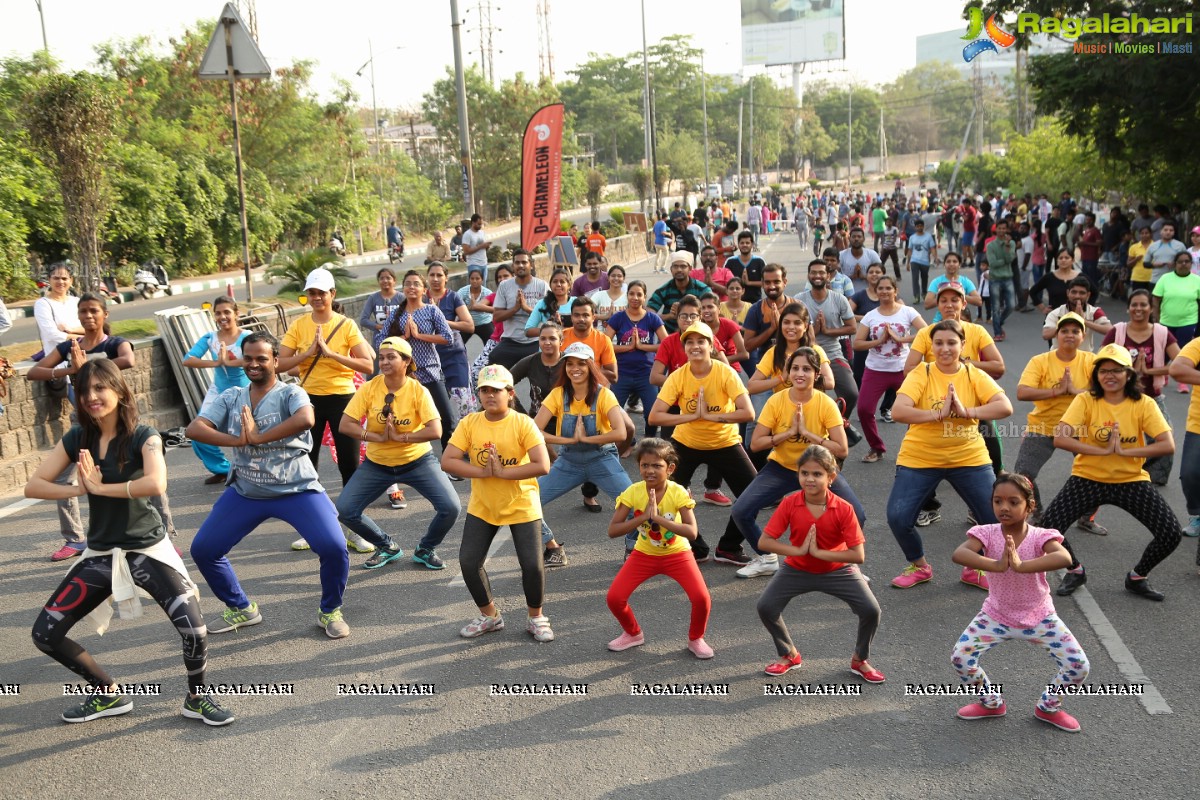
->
xmin=741 ymin=0 xmax=845 ymax=66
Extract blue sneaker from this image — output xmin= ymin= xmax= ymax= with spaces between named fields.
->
xmin=363 ymin=544 xmax=404 ymax=570
xmin=1184 ymin=516 xmax=1200 ymax=538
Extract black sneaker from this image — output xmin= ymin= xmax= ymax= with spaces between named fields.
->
xmin=544 ymin=546 xmax=568 ymax=568
xmin=1124 ymin=572 xmax=1165 ymax=601
xmin=713 ymin=548 xmax=752 ymax=566
xmin=363 ymin=544 xmax=404 ymax=570
xmin=880 ymin=409 xmax=893 ymax=423
xmin=62 ymin=693 xmax=132 ymax=723
xmin=182 ymin=693 xmax=235 ymax=726
xmin=412 ymin=547 xmax=445 ymax=570
xmin=1056 ymin=569 xmax=1087 ymax=596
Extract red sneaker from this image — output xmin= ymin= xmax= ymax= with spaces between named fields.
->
xmin=702 ymin=490 xmax=733 ymax=507
xmin=1034 ymin=706 xmax=1081 ymax=732
xmin=850 ymin=658 xmax=886 ymax=684
xmin=957 ymin=702 xmax=1006 ymax=720
xmin=960 ymin=566 xmax=990 ymax=591
xmin=51 ymin=544 xmax=83 ymax=562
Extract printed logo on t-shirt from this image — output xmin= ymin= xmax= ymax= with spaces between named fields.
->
xmin=638 ymin=511 xmax=677 ymax=547
xmin=474 ymin=442 xmax=519 ymax=468
xmin=1091 ymin=421 xmax=1136 ymax=445
xmin=683 ymin=394 xmax=722 ymax=415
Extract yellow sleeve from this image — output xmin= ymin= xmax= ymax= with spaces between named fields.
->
xmin=598 ymin=387 xmax=619 ymax=419
xmin=816 ymin=393 xmax=843 ymax=435
xmin=448 ymin=413 xmax=474 ymax=451
xmin=970 ymin=366 xmax=1003 ymax=403
xmin=518 ymin=412 xmax=546 ymax=451
xmin=281 ymin=316 xmax=306 ymax=350
xmin=813 ymin=344 xmax=829 ymax=365
xmin=898 ymin=364 xmax=929 ymax=403
xmin=722 ymin=364 xmax=748 ymax=399
xmin=344 ymin=381 xmax=373 ymax=421
xmin=543 ymin=387 xmax=564 ymax=418
xmin=910 ymin=327 xmax=931 ymax=359
xmin=659 ymin=367 xmax=684 ymax=407
xmin=1018 ymin=354 xmax=1044 ymax=388
xmin=758 ymin=393 xmax=784 ymax=430
xmin=756 ymin=348 xmax=775 ymax=376
xmin=416 ymin=383 xmax=440 ymax=422
xmin=665 ymin=481 xmax=696 ymax=511
xmin=1141 ymin=396 xmax=1171 ymax=439
xmin=341 ymin=318 xmax=367 ymax=350
xmin=1059 ymin=394 xmax=1089 ymax=430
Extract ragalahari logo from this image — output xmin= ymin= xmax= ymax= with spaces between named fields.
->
xmin=962 ymin=7 xmax=1016 ymax=61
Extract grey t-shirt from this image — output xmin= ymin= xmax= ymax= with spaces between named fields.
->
xmin=199 ymin=381 xmax=324 ymax=498
xmin=795 ymin=289 xmax=855 ymax=356
xmin=838 ymin=247 xmax=882 ymax=294
xmin=493 ymin=277 xmax=549 ymax=344
xmin=462 ymin=228 xmax=488 ymax=269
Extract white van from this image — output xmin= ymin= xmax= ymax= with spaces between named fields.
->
xmin=706 ymin=183 xmax=721 ymax=200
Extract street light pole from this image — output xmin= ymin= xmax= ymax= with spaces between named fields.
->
xmin=700 ymin=50 xmax=709 ymax=192
xmin=450 ymin=0 xmax=475 ymax=216
xmin=640 ymin=0 xmax=657 ymax=213
xmin=368 ymin=40 xmax=386 ymax=246
xmin=33 ymin=0 xmax=48 ymax=53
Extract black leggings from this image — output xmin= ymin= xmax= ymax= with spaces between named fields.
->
xmin=1041 ymin=476 xmax=1182 ymax=575
xmin=309 ymin=392 xmax=358 ymax=487
xmin=670 ymin=439 xmax=759 ymax=553
xmin=463 ymin=322 xmax=494 ymax=347
xmin=32 ymin=553 xmax=208 ymax=694
xmin=459 ymin=514 xmax=545 ymax=609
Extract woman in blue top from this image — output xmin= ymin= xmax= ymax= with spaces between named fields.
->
xmin=524 ymin=269 xmax=575 ymax=335
xmin=183 ymin=296 xmax=250 ymax=484
xmin=426 ymin=261 xmax=476 ymax=420
xmin=605 ymin=279 xmax=667 ymax=440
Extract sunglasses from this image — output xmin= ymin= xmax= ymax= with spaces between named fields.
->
xmin=377 ymin=392 xmax=396 ymax=424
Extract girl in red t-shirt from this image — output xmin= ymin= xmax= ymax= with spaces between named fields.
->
xmin=755 ymin=445 xmax=885 ymax=682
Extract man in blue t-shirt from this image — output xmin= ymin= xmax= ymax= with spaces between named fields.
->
xmin=187 ymin=331 xmax=353 ymax=640
xmin=652 ymin=211 xmax=674 ymax=274
xmin=905 ymin=219 xmax=939 ymax=302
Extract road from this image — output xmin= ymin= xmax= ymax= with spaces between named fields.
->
xmin=4 ymin=214 xmax=1191 ymax=800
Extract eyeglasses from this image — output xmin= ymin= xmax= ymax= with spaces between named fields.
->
xmin=677 ymin=312 xmax=700 ymax=322
xmin=1096 ymin=368 xmax=1126 ymax=376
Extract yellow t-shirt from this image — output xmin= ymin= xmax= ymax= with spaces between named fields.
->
xmin=658 ymin=360 xmax=747 ymax=450
xmin=541 ymin=385 xmax=619 ymax=436
xmin=1060 ymin=393 xmax=1170 ymax=483
xmin=1128 ymin=241 xmax=1151 ymax=283
xmin=343 ymin=375 xmax=438 ymax=467
xmin=281 ymin=313 xmax=368 ymax=395
xmin=896 ymin=363 xmax=1003 ymax=469
xmin=758 ymin=390 xmax=844 ymax=471
xmin=1179 ymin=338 xmax=1200 ymax=434
xmin=720 ymin=302 xmax=749 ymax=325
xmin=1018 ymin=349 xmax=1097 ymax=436
xmin=910 ymin=321 xmax=995 ymax=363
xmin=755 ymin=344 xmax=830 ymax=392
xmin=617 ymin=480 xmax=695 ymax=556
xmin=448 ymin=411 xmax=545 ymax=526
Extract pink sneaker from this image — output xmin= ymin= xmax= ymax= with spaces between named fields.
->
xmin=688 ymin=637 xmax=715 ymax=659
xmin=702 ymin=490 xmax=732 ymax=507
xmin=1034 ymin=706 xmax=1081 ymax=732
xmin=960 ymin=566 xmax=990 ymax=591
xmin=764 ymin=652 xmax=802 ymax=676
xmin=607 ymin=631 xmax=645 ymax=652
xmin=957 ymin=702 xmax=1006 ymax=720
xmin=891 ymin=563 xmax=933 ymax=588
xmin=51 ymin=544 xmax=83 ymax=562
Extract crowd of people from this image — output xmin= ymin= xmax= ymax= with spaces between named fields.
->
xmin=20 ymin=186 xmax=1200 ymax=736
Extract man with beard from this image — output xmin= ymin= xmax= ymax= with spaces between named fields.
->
xmin=187 ymin=332 xmax=352 ymax=639
xmin=838 ymin=227 xmax=882 ymax=295
xmin=724 ymin=230 xmax=766 ymax=304
xmin=693 ymin=245 xmax=734 ymax=298
xmin=648 ymin=252 xmax=711 ymax=334
xmin=489 ymin=249 xmax=548 ymax=369
xmin=795 ymin=260 xmax=862 ymax=444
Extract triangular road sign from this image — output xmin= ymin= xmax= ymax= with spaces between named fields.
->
xmin=198 ymin=3 xmax=271 ymax=80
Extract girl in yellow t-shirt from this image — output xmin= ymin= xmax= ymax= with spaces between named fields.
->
xmin=442 ymin=364 xmax=554 ymax=642
xmin=1042 ymin=344 xmax=1179 ymax=601
xmin=888 ymin=319 xmax=1013 ymax=591
xmin=719 ymin=277 xmax=750 ymax=325
xmin=648 ymin=321 xmax=756 ymax=564
xmin=605 ymin=438 xmax=712 ymax=659
xmin=533 ymin=343 xmax=632 ymax=564
xmin=733 ymin=347 xmax=865 ymax=579
xmin=747 ymin=303 xmax=833 ymax=396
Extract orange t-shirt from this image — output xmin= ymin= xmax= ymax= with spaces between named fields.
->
xmin=585 ymin=232 xmax=606 ymax=255
xmin=561 ymin=327 xmax=617 ymax=370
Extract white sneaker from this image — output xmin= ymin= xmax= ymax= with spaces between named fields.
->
xmin=736 ymin=553 xmax=779 ymax=578
xmin=346 ymin=533 xmax=374 ymax=553
xmin=291 ymin=537 xmax=311 ymax=551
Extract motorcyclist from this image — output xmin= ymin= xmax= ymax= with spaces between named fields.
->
xmin=387 ymin=220 xmax=404 ymax=249
xmin=330 ymin=230 xmax=347 ymax=255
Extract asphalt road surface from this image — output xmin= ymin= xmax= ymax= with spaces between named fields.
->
xmin=1 ymin=223 xmax=1196 ymax=799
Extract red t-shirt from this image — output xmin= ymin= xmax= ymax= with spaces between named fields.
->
xmin=1078 ymin=227 xmax=1102 ymax=261
xmin=710 ymin=316 xmax=744 ymax=372
xmin=961 ymin=205 xmax=978 ymax=233
xmin=654 ymin=332 xmax=686 ymax=371
xmin=763 ymin=489 xmax=863 ymax=574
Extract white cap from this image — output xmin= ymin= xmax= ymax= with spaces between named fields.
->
xmin=303 ymin=268 xmax=336 ymax=292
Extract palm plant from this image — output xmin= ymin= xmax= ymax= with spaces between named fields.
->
xmin=265 ymin=247 xmax=354 ymax=293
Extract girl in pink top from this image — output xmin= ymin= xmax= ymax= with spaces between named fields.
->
xmin=950 ymin=472 xmax=1091 ymax=732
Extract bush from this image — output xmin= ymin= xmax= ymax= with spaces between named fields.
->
xmin=608 ymin=207 xmax=631 ymax=228
xmin=265 ymin=247 xmax=353 ymax=293
xmin=601 ymin=222 xmax=625 ymax=239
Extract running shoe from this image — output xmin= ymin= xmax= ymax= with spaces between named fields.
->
xmin=891 ymin=563 xmax=933 ymax=588
xmin=736 ymin=553 xmax=779 ymax=578
xmin=960 ymin=566 xmax=990 ymax=591
xmin=412 ymin=547 xmax=445 ymax=570
xmin=1183 ymin=515 xmax=1200 ymax=538
xmin=713 ymin=548 xmax=751 ymax=566
xmin=957 ymin=702 xmax=1006 ymax=720
xmin=460 ymin=613 xmax=504 ymax=638
xmin=51 ymin=544 xmax=83 ymax=562
xmin=389 ymin=490 xmax=407 ymax=509
xmin=915 ymin=509 xmax=941 ymax=527
xmin=527 ymin=615 xmax=555 ymax=642
xmin=966 ymin=510 xmax=978 ymax=525
xmin=1034 ymin=706 xmax=1080 ymax=732
xmin=1076 ymin=516 xmax=1108 ymax=536
xmin=608 ymin=631 xmax=645 ymax=651
xmin=543 ymin=546 xmax=568 ymax=568
xmin=318 ymin=607 xmax=350 ymax=639
xmin=182 ymin=693 xmax=235 ymax=726
xmin=447 ymin=474 xmax=465 ymax=482
xmin=702 ymin=489 xmax=733 ymax=507
xmin=850 ymin=658 xmax=886 ymax=684
xmin=1124 ymin=572 xmax=1165 ymax=601
xmin=764 ymin=652 xmax=802 ymax=676
xmin=291 ymin=537 xmax=311 ymax=551
xmin=363 ymin=545 xmax=404 ymax=570
xmin=61 ymin=693 xmax=132 ymax=723
xmin=627 ymin=398 xmax=643 ymax=414
xmin=208 ymin=602 xmax=262 ymax=634
xmin=1056 ymin=569 xmax=1087 ymax=596
xmin=345 ymin=533 xmax=374 ymax=553
xmin=687 ymin=637 xmax=715 ymax=659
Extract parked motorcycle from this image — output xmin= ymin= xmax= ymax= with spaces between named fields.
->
xmin=97 ymin=267 xmax=124 ymax=304
xmin=133 ymin=259 xmax=173 ymax=299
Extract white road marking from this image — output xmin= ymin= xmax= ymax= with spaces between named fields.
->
xmin=1068 ymin=576 xmax=1172 ymax=715
xmin=447 ymin=532 xmax=514 ymax=587
xmin=0 ymin=497 xmax=40 ymax=520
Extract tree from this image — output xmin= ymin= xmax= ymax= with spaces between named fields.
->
xmin=585 ymin=168 xmax=606 ymax=221
xmin=659 ymin=130 xmax=704 ymax=207
xmin=1000 ymin=120 xmax=1129 ymax=200
xmin=24 ymin=72 xmax=118 ymax=293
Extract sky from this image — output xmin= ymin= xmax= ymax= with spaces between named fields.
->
xmin=4 ymin=0 xmax=972 ymax=111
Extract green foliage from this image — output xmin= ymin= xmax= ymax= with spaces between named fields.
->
xmin=608 ymin=207 xmax=631 ymax=228
xmin=586 ymin=168 xmax=606 ymax=218
xmin=265 ymin=247 xmax=352 ymax=293
xmin=938 ymin=154 xmax=1012 ymax=195
xmin=1001 ymin=120 xmax=1127 ymax=200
